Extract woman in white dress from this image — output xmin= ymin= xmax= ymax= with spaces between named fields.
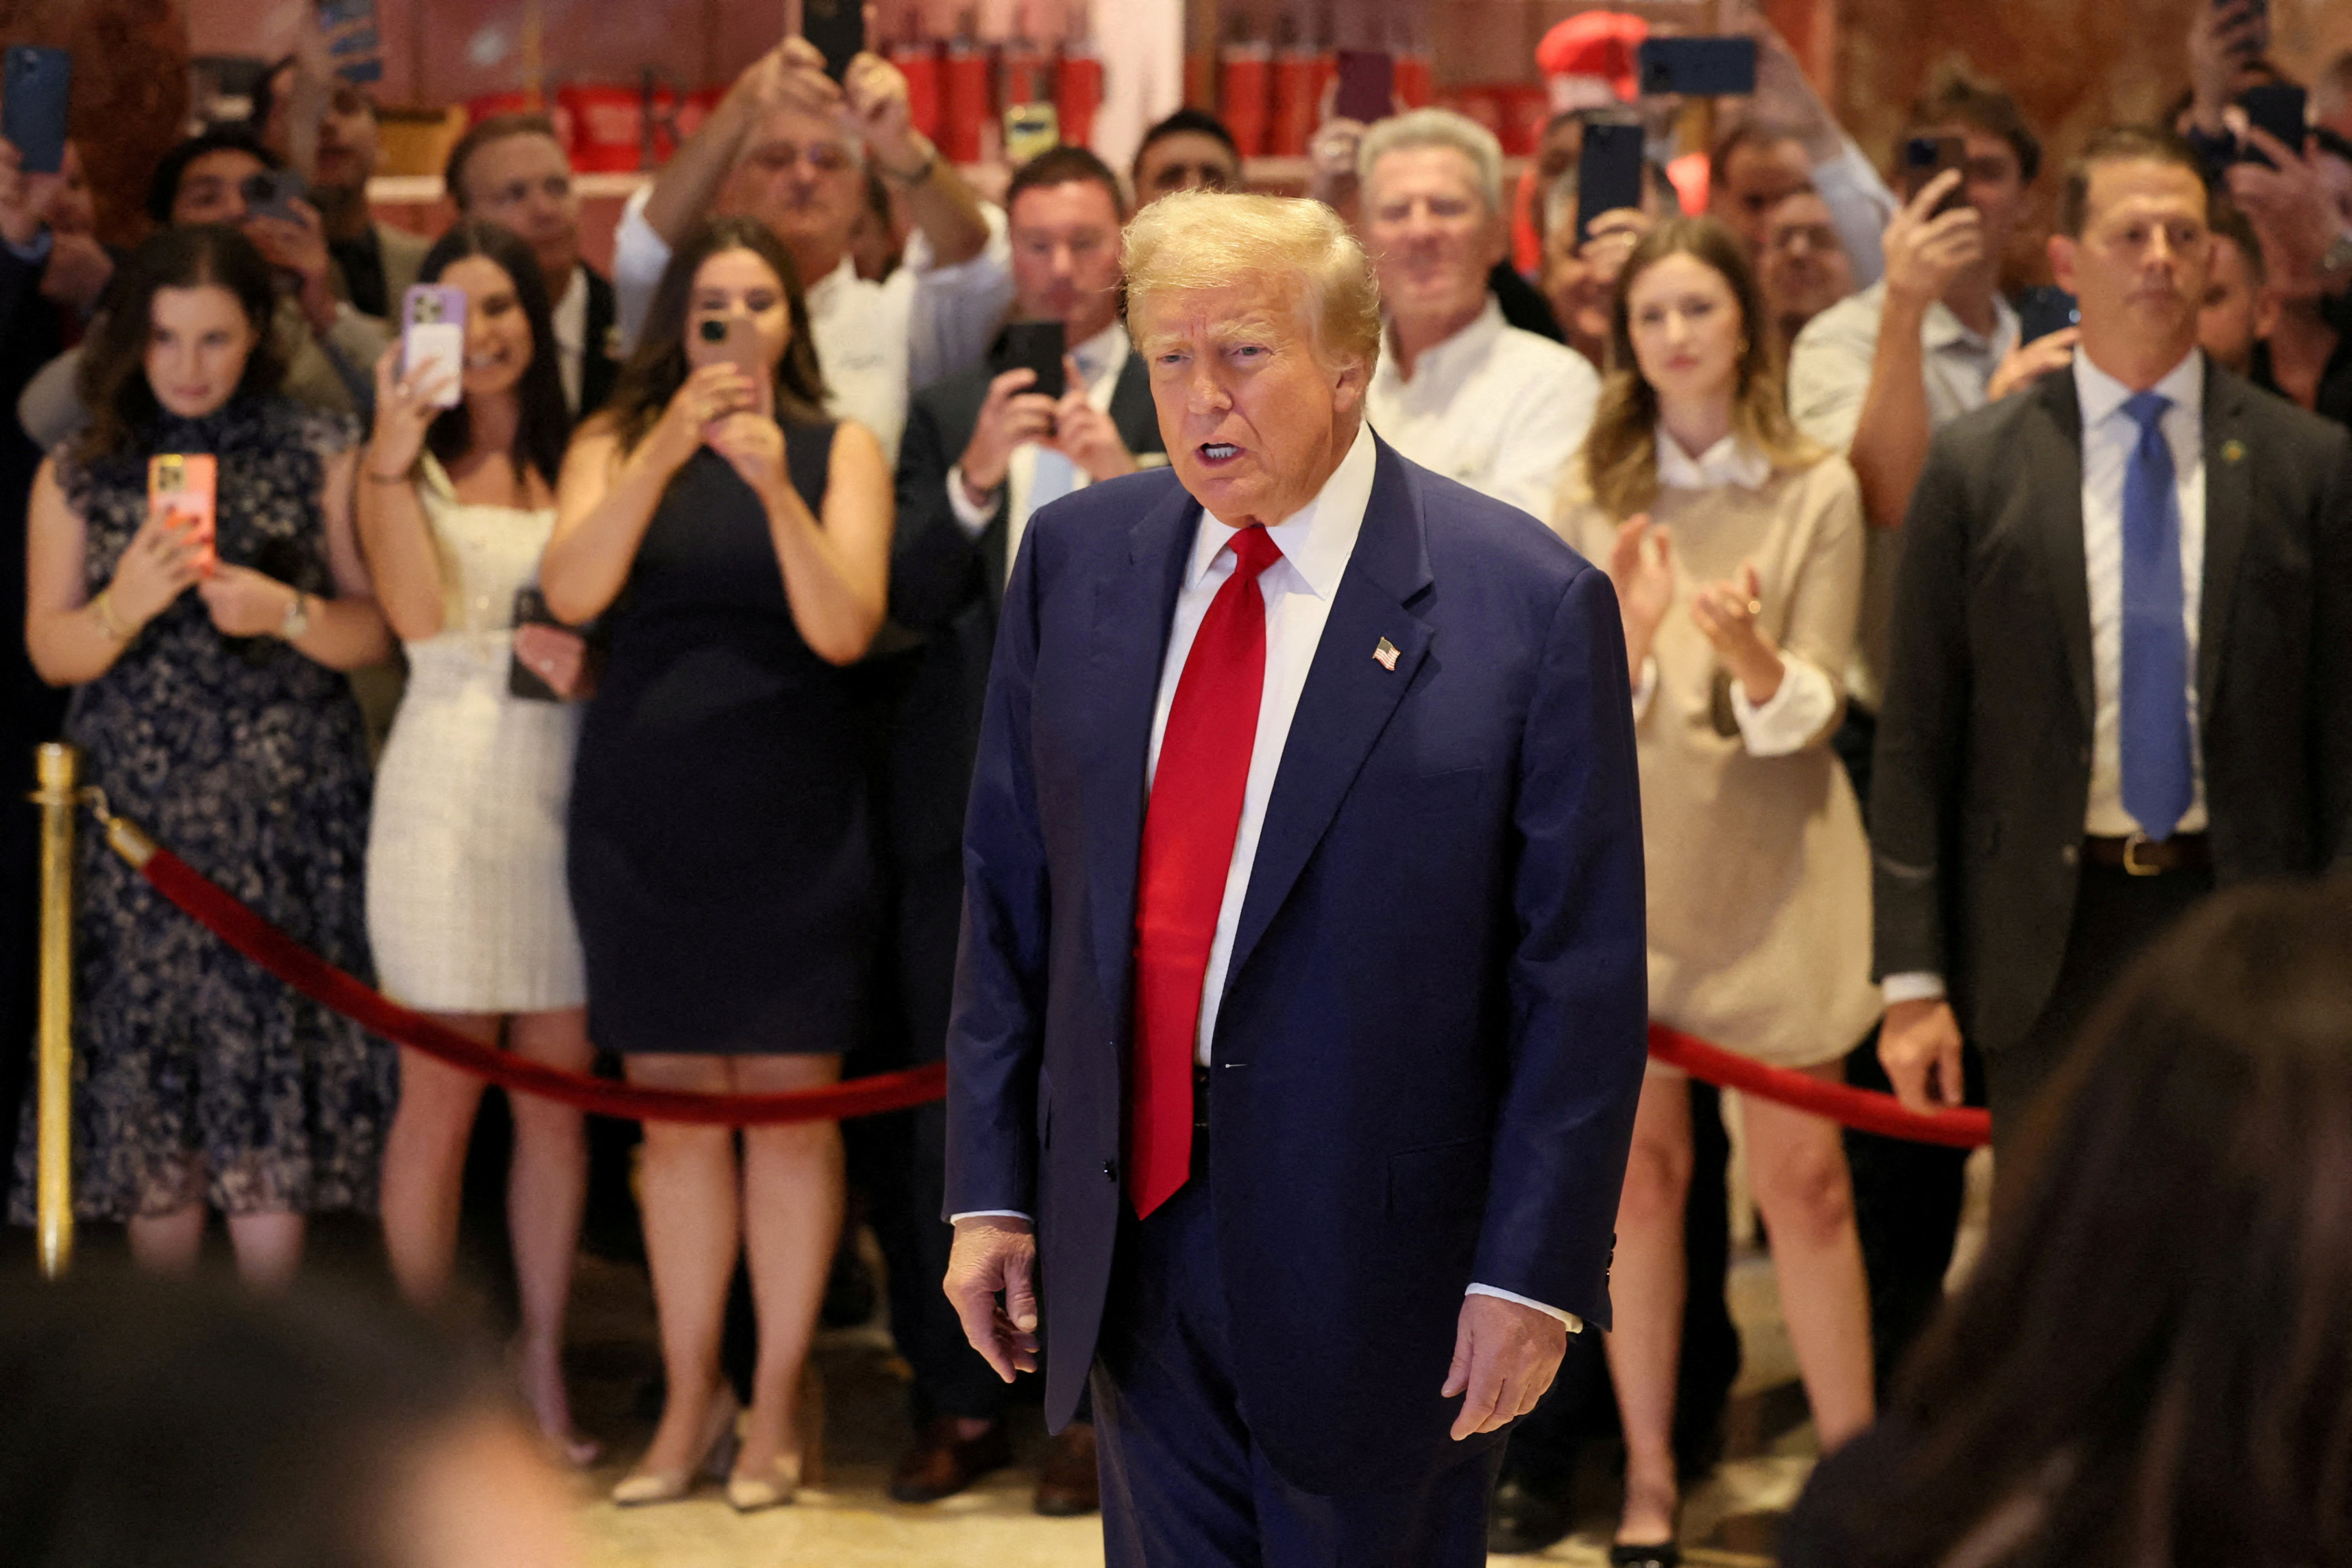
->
xmin=357 ymin=219 xmax=596 ymax=1461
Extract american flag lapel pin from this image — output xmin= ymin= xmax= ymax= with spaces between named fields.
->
xmin=1373 ymin=636 xmax=1400 ymax=671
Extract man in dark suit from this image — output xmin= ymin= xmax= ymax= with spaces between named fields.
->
xmin=1875 ymin=126 xmax=2352 ymax=1138
xmin=941 ymin=188 xmax=1648 ymax=1565
xmin=875 ymin=142 xmax=1163 ymax=1512
xmin=443 ymin=114 xmax=621 ymax=418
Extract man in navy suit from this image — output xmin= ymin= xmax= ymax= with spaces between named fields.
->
xmin=941 ymin=188 xmax=1648 ymax=1564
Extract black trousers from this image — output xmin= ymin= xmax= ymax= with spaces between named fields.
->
xmin=1094 ymin=1171 xmax=1505 ymax=1568
xmin=1983 ymin=860 xmax=2215 ymax=1146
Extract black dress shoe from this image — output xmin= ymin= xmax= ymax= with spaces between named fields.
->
xmin=1608 ymin=1545 xmax=1680 ymax=1568
xmin=889 ymin=1416 xmax=1014 ymax=1503
xmin=1486 ymin=1473 xmax=1574 ymax=1555
xmin=1033 ymin=1420 xmax=1100 ymax=1516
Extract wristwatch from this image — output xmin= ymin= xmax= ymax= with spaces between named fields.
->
xmin=279 ymin=590 xmax=311 ymax=642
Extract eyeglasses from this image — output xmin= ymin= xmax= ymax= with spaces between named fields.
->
xmin=744 ymin=140 xmax=858 ymax=176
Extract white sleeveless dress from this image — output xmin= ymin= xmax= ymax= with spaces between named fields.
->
xmin=365 ymin=457 xmax=586 ymax=1013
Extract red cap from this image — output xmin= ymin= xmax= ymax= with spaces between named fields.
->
xmin=1535 ymin=11 xmax=1650 ymax=102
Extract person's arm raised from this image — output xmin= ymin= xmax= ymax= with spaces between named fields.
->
xmin=837 ymin=45 xmax=988 ymax=268
xmin=640 ymin=47 xmax=793 ymax=249
xmin=24 ymin=458 xmax=204 ymax=686
xmin=1847 ymin=171 xmax=1978 ymax=531
xmin=353 ymin=345 xmax=453 ymax=642
xmin=704 ymin=412 xmax=890 ymax=664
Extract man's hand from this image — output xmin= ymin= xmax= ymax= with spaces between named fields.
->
xmin=1987 ymin=327 xmax=2079 ymax=402
xmin=1881 ymin=997 xmax=1967 ymax=1112
xmin=959 ymin=367 xmax=1059 ymax=500
xmin=1052 ymin=360 xmax=1137 ymax=482
xmin=245 ymin=199 xmax=339 ymax=335
xmin=944 ymin=1216 xmax=1041 ymax=1382
xmin=1880 ymin=171 xmax=1983 ymax=315
xmin=1441 ymin=1294 xmax=1567 ymax=1441
xmin=839 ymin=49 xmax=928 ymax=176
xmin=2187 ymin=0 xmax=2266 ymax=134
xmin=2229 ymin=128 xmax=2339 ymax=299
xmin=0 ymin=138 xmax=59 ymax=250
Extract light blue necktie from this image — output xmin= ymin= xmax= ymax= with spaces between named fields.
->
xmin=2118 ymin=391 xmax=2194 ymax=840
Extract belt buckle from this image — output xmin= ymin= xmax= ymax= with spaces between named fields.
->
xmin=2121 ymin=832 xmax=2162 ymax=877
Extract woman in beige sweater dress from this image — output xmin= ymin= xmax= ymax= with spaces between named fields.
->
xmin=1554 ymin=218 xmax=1879 ymax=1565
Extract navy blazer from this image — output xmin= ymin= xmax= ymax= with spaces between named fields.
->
xmin=944 ymin=436 xmax=1649 ymax=1494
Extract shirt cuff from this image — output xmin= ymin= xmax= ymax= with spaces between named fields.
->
xmin=1466 ymin=1284 xmax=1584 ymax=1333
xmin=945 ymin=465 xmax=998 ymax=535
xmin=1729 ymin=653 xmax=1838 ymax=758
xmin=1630 ymin=655 xmax=1658 ymax=721
xmin=6 ymin=227 xmax=53 ymax=265
xmin=947 ymin=1210 xmax=1034 ymax=1224
xmin=1882 ymin=972 xmax=1947 ymax=1006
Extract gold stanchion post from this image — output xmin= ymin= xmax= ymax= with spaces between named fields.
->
xmin=31 ymin=742 xmax=78 ymax=1279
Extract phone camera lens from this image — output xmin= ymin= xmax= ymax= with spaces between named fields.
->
xmin=699 ymin=318 xmax=728 ymax=343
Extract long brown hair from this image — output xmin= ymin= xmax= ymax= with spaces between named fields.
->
xmin=1841 ymin=881 xmax=2352 ymax=1568
xmin=74 ymin=225 xmax=287 ymax=464
xmin=1577 ymin=217 xmax=1818 ymax=522
xmin=596 ymin=215 xmax=828 ymax=454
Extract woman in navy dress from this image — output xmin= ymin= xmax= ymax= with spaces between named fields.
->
xmin=543 ymin=216 xmax=891 ymax=1510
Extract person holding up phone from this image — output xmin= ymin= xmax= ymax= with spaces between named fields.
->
xmin=542 ymin=217 xmax=891 ymax=1511
xmin=611 ymin=36 xmax=1010 ymax=462
xmin=354 ymin=219 xmax=598 ymax=1466
xmin=11 ymin=224 xmax=393 ymax=1285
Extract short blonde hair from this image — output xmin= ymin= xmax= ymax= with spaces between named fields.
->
xmin=1358 ymin=108 xmax=1505 ymax=215
xmin=1121 ymin=188 xmax=1382 ymax=376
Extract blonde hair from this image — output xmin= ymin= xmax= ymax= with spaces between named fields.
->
xmin=1581 ymin=216 xmax=1822 ymax=521
xmin=1358 ymin=108 xmax=1505 ymax=215
xmin=1121 ymin=188 xmax=1382 ymax=376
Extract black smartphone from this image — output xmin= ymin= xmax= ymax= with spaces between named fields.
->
xmin=1002 ymin=320 xmax=1067 ymax=401
xmin=1904 ymin=135 xmax=1970 ymax=217
xmin=2 ymin=46 xmax=72 ymax=175
xmin=2014 ymin=287 xmax=2079 ymax=343
xmin=1636 ymin=37 xmax=1758 ymax=99
xmin=802 ymin=0 xmax=865 ymax=85
xmin=1575 ymin=121 xmax=1646 ymax=244
xmin=2238 ymin=83 xmax=2307 ymax=166
xmin=508 ymin=589 xmax=576 ymax=702
xmin=1334 ymin=49 xmax=1394 ymax=124
xmin=240 ymin=168 xmax=309 ymax=225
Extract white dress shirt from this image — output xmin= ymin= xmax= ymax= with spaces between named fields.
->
xmin=1627 ymin=430 xmax=1841 ymax=758
xmin=1882 ymin=349 xmax=2211 ymax=1010
xmin=960 ymin=421 xmax=1579 ymax=1331
xmin=611 ymin=185 xmax=1014 ymax=463
xmin=550 ymin=262 xmax=589 ymax=415
xmin=1364 ymin=296 xmax=1600 ymax=519
xmin=945 ymin=320 xmax=1131 ymax=581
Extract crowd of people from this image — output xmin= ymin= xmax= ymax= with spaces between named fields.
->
xmin=2 ymin=6 xmax=2350 ymax=1564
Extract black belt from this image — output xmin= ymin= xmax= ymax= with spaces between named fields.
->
xmin=2084 ymin=832 xmax=2210 ymax=876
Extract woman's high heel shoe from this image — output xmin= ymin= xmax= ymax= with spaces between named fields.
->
xmin=609 ymin=1387 xmax=741 ymax=1507
xmin=725 ymin=1365 xmax=826 ymax=1512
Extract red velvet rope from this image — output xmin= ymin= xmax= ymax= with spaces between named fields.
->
xmin=115 ymin=831 xmax=1988 ymax=1146
xmin=1648 ymin=1024 xmax=1991 ymax=1148
xmin=134 ymin=847 xmax=946 ymax=1126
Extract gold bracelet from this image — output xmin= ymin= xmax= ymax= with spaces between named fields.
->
xmin=91 ymin=588 xmax=128 ymax=642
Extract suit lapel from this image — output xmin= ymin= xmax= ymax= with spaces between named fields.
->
xmin=2033 ymin=373 xmax=2096 ymax=731
xmin=2198 ymin=366 xmax=2252 ymax=721
xmin=1084 ymin=481 xmax=1200 ymax=1017
xmin=1223 ymin=441 xmax=1433 ymax=988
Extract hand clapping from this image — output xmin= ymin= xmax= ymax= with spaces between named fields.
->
xmin=1689 ymin=563 xmax=1786 ymax=706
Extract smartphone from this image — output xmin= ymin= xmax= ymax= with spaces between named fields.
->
xmin=690 ymin=314 xmax=772 ymax=416
xmin=802 ymin=0 xmax=865 ymax=85
xmin=400 ymin=285 xmax=466 ymax=410
xmin=1636 ymin=37 xmax=1758 ymax=99
xmin=507 ymin=588 xmax=581 ymax=702
xmin=1004 ymin=102 xmax=1060 ymax=165
xmin=314 ymin=0 xmax=383 ymax=83
xmin=1904 ymin=136 xmax=1970 ymax=217
xmin=2238 ymin=83 xmax=2308 ymax=166
xmin=1334 ymin=49 xmax=1395 ymax=124
xmin=1001 ymin=320 xmax=1067 ymax=401
xmin=148 ymin=454 xmax=219 ymax=577
xmin=240 ymin=168 xmax=308 ymax=225
xmin=2014 ymin=287 xmax=2079 ymax=344
xmin=1575 ymin=121 xmax=1646 ymax=244
xmin=2 ymin=47 xmax=72 ymax=175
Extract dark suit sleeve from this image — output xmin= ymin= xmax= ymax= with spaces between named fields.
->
xmin=2314 ymin=430 xmax=2352 ymax=870
xmin=1473 ymin=564 xmax=1649 ymax=1327
xmin=1870 ymin=432 xmax=1973 ymax=979
xmin=890 ymin=389 xmax=1000 ymax=631
xmin=0 ymin=241 xmax=43 ymax=342
xmin=941 ymin=515 xmax=1051 ymax=1217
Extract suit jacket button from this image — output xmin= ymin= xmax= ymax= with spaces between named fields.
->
xmin=1102 ymin=1160 xmax=1118 ymax=1182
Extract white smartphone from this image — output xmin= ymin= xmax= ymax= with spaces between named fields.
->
xmin=402 ymin=284 xmax=468 ymax=410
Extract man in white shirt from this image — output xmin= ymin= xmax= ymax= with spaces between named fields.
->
xmin=1873 ymin=128 xmax=2352 ymax=1140
xmin=611 ymin=38 xmax=1012 ymax=461
xmin=875 ymin=144 xmax=1162 ymax=1519
xmin=1355 ymin=109 xmax=1601 ymax=519
xmin=443 ymin=113 xmax=621 ymax=418
xmin=941 ymin=188 xmax=1646 ymax=1568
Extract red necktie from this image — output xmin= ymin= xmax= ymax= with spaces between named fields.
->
xmin=1129 ymin=524 xmax=1284 ymax=1219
